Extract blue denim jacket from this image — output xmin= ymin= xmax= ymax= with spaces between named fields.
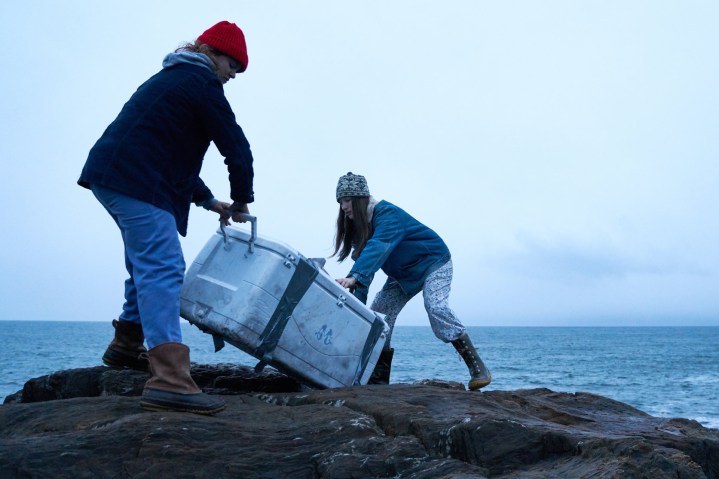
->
xmin=78 ymin=57 xmax=254 ymax=236
xmin=350 ymin=200 xmax=450 ymax=302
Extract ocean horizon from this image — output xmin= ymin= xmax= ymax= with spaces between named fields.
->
xmin=1 ymin=321 xmax=717 ymax=430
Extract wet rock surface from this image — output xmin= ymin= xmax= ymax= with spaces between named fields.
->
xmin=1 ymin=365 xmax=717 ymax=478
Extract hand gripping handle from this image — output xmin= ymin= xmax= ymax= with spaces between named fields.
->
xmin=220 ymin=213 xmax=257 ymax=253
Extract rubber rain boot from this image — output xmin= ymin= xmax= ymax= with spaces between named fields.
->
xmin=140 ymin=342 xmax=226 ymax=415
xmin=368 ymin=348 xmax=394 ymax=385
xmin=451 ymin=333 xmax=492 ymax=390
xmin=102 ymin=319 xmax=149 ymax=371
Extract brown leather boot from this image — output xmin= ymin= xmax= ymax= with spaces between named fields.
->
xmin=451 ymin=333 xmax=492 ymax=390
xmin=368 ymin=348 xmax=394 ymax=385
xmin=102 ymin=319 xmax=149 ymax=371
xmin=140 ymin=342 xmax=226 ymax=415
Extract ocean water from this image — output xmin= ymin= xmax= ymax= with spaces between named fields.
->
xmin=1 ymin=321 xmax=717 ymax=429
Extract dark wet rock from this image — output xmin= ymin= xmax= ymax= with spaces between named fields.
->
xmin=3 ymin=363 xmax=303 ymax=404
xmin=1 ymin=365 xmax=717 ymax=478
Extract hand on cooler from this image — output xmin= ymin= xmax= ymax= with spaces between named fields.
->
xmin=211 ymin=201 xmax=232 ymax=226
xmin=335 ymin=276 xmax=357 ymax=289
xmin=230 ymin=202 xmax=250 ymax=223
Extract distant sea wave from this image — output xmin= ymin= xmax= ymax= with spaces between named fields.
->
xmin=1 ymin=321 xmax=717 ymax=430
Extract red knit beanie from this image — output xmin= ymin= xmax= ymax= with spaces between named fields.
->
xmin=197 ymin=21 xmax=248 ymax=72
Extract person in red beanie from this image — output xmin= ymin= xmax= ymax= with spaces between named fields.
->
xmin=78 ymin=21 xmax=255 ymax=415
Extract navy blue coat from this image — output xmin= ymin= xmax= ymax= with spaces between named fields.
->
xmin=78 ymin=62 xmax=254 ymax=236
xmin=350 ymin=200 xmax=451 ymax=300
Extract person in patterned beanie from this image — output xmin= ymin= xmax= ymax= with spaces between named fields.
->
xmin=332 ymin=172 xmax=492 ymax=390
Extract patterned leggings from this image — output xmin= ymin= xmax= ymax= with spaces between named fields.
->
xmin=370 ymin=260 xmax=466 ymax=350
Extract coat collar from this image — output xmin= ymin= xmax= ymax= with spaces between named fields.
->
xmin=367 ymin=196 xmax=379 ymax=222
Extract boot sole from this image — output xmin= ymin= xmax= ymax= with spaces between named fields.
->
xmin=468 ymin=375 xmax=492 ymax=391
xmin=141 ymin=388 xmax=227 ymax=415
xmin=140 ymin=400 xmax=226 ymax=415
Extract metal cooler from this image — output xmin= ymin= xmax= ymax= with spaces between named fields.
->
xmin=179 ymin=216 xmax=388 ymax=389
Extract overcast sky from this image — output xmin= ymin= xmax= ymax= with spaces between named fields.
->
xmin=1 ymin=1 xmax=717 ymax=326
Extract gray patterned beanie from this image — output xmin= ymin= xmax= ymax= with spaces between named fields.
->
xmin=336 ymin=172 xmax=370 ymax=201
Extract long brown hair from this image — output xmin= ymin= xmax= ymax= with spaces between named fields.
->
xmin=333 ymin=196 xmax=372 ymax=262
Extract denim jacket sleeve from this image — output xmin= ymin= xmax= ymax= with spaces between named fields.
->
xmin=349 ymin=205 xmax=405 ymax=288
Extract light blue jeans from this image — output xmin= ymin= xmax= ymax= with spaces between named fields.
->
xmin=91 ymin=185 xmax=184 ymax=349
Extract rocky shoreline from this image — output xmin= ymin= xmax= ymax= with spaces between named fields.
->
xmin=1 ymin=364 xmax=717 ymax=478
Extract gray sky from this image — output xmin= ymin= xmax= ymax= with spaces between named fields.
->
xmin=1 ymin=1 xmax=717 ymax=326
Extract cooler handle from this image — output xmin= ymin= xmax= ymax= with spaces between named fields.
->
xmin=220 ymin=213 xmax=257 ymax=253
